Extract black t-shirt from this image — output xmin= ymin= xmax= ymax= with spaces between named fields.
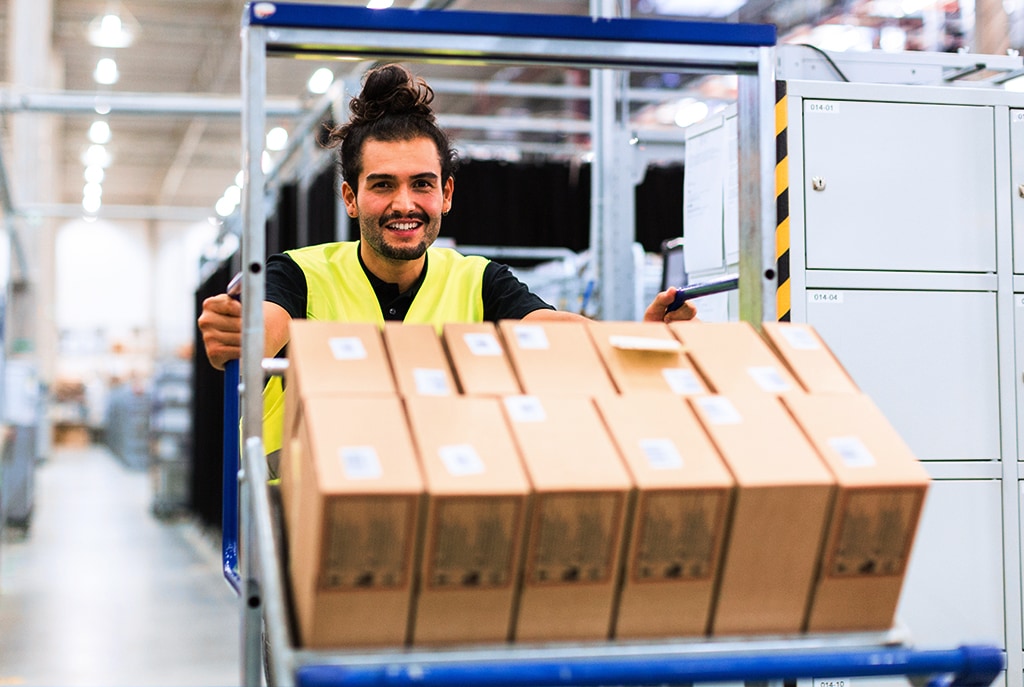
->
xmin=265 ymin=245 xmax=555 ymax=322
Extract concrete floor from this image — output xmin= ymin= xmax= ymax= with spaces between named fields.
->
xmin=0 ymin=444 xmax=241 ymax=686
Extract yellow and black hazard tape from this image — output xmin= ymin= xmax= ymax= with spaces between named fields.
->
xmin=775 ymin=80 xmax=791 ymax=322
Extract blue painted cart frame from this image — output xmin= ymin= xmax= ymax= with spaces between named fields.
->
xmin=223 ymin=3 xmax=1005 ymax=686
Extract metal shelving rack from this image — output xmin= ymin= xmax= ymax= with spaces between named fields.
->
xmin=226 ymin=3 xmax=1005 ymax=686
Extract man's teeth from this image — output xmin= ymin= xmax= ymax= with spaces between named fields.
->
xmin=390 ymin=221 xmax=418 ymax=230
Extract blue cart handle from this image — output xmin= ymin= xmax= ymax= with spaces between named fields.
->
xmin=222 ymin=272 xmax=243 ymax=594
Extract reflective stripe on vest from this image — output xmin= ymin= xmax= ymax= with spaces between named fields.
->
xmin=261 ymin=242 xmax=487 ymax=456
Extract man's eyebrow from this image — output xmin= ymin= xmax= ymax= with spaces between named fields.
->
xmin=365 ymin=172 xmax=439 ymax=182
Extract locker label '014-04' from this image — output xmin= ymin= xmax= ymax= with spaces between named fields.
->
xmin=428 ymin=497 xmax=520 ymax=589
xmin=320 ymin=496 xmax=415 ymax=590
xmin=808 ymin=291 xmax=844 ymax=304
xmin=529 ymin=492 xmax=622 ymax=585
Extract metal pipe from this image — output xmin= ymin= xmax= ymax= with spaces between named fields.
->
xmin=0 ymin=88 xmax=304 ymax=118
xmin=22 ymin=202 xmax=212 ymax=222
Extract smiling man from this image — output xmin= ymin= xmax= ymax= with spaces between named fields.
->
xmin=198 ymin=63 xmax=695 ymax=464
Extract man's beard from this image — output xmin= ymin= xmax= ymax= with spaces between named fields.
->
xmin=360 ymin=212 xmax=439 ymax=262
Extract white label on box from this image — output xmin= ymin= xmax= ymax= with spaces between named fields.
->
xmin=513 ymin=325 xmax=550 ymax=350
xmin=747 ymin=366 xmax=791 ymax=392
xmin=640 ymin=438 xmax=684 ymax=470
xmin=662 ymin=368 xmax=704 ymax=395
xmin=439 ymin=443 xmax=486 ymax=476
xmin=609 ymin=335 xmax=682 ymax=352
xmin=828 ymin=436 xmax=877 ymax=468
xmin=812 ymin=679 xmax=852 ymax=687
xmin=328 ymin=336 xmax=367 ymax=360
xmin=413 ymin=368 xmax=451 ymax=396
xmin=339 ymin=445 xmax=383 ymax=480
xmin=503 ymin=395 xmax=547 ymax=423
xmin=463 ymin=332 xmax=503 ymax=357
xmin=809 ymin=291 xmax=844 ymax=305
xmin=806 ymin=101 xmax=840 ymax=114
xmin=778 ymin=326 xmax=821 ymax=351
xmin=694 ymin=396 xmax=743 ymax=425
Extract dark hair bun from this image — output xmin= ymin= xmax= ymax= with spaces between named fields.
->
xmin=349 ymin=64 xmax=436 ymax=125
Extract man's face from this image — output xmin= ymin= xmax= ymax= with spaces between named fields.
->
xmin=342 ymin=137 xmax=453 ymax=263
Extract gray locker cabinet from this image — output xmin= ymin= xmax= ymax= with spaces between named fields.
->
xmin=806 ymin=288 xmax=1000 ymax=461
xmin=898 ymin=479 xmax=1005 ymax=651
xmin=1012 ymin=111 xmax=1024 ymax=274
xmin=1016 ymin=293 xmax=1024 ymax=460
xmin=803 ymin=100 xmax=996 ymax=273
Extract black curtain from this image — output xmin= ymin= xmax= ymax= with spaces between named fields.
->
xmin=190 ymin=258 xmax=237 ymax=529
xmin=267 ymin=182 xmax=299 ymax=255
xmin=635 ymin=164 xmax=684 ymax=253
xmin=307 ymin=165 xmax=338 ymax=246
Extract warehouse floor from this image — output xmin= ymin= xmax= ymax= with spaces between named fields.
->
xmin=0 ymin=443 xmax=240 ymax=686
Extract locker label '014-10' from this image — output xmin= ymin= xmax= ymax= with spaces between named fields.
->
xmin=320 ymin=496 xmax=415 ymax=590
xmin=632 ymin=490 xmax=726 ymax=582
xmin=529 ymin=492 xmax=622 ymax=585
xmin=428 ymin=497 xmax=521 ymax=589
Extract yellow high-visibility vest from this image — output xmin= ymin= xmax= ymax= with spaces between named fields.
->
xmin=261 ymin=241 xmax=487 ymax=457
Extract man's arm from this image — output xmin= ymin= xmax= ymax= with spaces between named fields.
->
xmin=197 ymin=296 xmax=292 ymax=371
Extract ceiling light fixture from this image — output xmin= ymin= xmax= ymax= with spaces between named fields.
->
xmin=83 ymin=194 xmax=102 ymax=214
xmin=266 ymin=127 xmax=289 ymax=152
xmin=87 ymin=3 xmax=138 ymax=48
xmin=366 ymin=0 xmax=395 ymax=8
xmin=93 ymin=58 xmax=119 ymax=85
xmin=83 ymin=144 xmax=112 ymax=168
xmin=88 ymin=120 xmax=111 ymax=145
xmin=307 ymin=68 xmax=334 ymax=95
xmin=84 ymin=166 xmax=105 ymax=184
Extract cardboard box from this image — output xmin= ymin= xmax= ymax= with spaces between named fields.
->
xmin=403 ymin=395 xmax=531 ymax=645
xmin=285 ymin=395 xmax=423 ymax=648
xmin=760 ymin=322 xmax=860 ymax=394
xmin=669 ymin=321 xmax=802 ymax=397
xmin=688 ymin=393 xmax=835 ymax=635
xmin=282 ymin=320 xmax=396 ymax=453
xmin=498 ymin=321 xmax=617 ymax=397
xmin=586 ymin=321 xmax=710 ymax=396
xmin=279 ymin=321 xmax=397 ymax=527
xmin=382 ymin=322 xmax=458 ymax=398
xmin=594 ymin=394 xmax=733 ymax=638
xmin=502 ymin=395 xmax=631 ymax=641
xmin=782 ymin=393 xmax=929 ymax=632
xmin=441 ymin=322 xmax=521 ymax=396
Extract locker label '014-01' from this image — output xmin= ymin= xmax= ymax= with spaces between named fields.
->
xmin=806 ymin=101 xmax=840 ymax=114
xmin=320 ymin=496 xmax=415 ymax=590
xmin=427 ymin=497 xmax=521 ymax=589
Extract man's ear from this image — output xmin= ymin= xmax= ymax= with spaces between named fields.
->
xmin=341 ymin=180 xmax=358 ymax=218
xmin=442 ymin=176 xmax=454 ymax=215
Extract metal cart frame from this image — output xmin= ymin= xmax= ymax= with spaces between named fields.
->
xmin=223 ymin=3 xmax=1005 ymax=686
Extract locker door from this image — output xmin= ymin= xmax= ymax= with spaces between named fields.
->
xmin=897 ymin=480 xmax=1004 ymax=650
xmin=1013 ymin=111 xmax=1024 ymax=273
xmin=806 ymin=288 xmax=999 ymax=460
xmin=803 ymin=100 xmax=996 ymax=272
xmin=1017 ymin=293 xmax=1024 ymax=460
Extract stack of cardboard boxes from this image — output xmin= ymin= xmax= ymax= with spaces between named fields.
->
xmin=278 ymin=319 xmax=929 ymax=649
